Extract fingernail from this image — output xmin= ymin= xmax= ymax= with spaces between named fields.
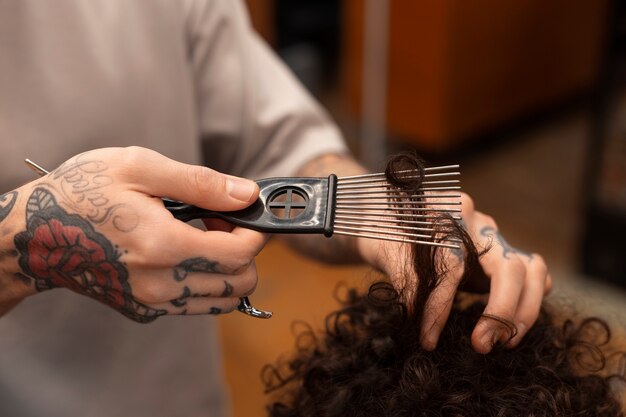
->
xmin=480 ymin=328 xmax=502 ymax=352
xmin=421 ymin=332 xmax=439 ymax=351
xmin=226 ymin=178 xmax=257 ymax=202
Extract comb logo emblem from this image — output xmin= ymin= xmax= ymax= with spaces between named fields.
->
xmin=268 ymin=187 xmax=308 ymax=219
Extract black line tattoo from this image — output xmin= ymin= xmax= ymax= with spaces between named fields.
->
xmin=14 ymin=187 xmax=166 ymax=323
xmin=13 ymin=272 xmax=33 ymax=286
xmin=170 ymin=286 xmax=191 ymax=307
xmin=173 ymin=257 xmax=219 ymax=281
xmin=480 ymin=226 xmax=532 ymax=260
xmin=0 ymin=191 xmax=18 ymax=223
xmin=221 ymin=280 xmax=233 ymax=297
xmin=0 ymin=249 xmax=18 ymax=263
xmin=208 ymin=307 xmax=222 ymax=315
xmin=192 ymin=291 xmax=212 ymax=298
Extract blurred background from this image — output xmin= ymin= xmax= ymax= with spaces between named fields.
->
xmin=219 ymin=1 xmax=626 ymax=415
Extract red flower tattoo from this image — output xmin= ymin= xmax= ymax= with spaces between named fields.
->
xmin=15 ymin=188 xmax=165 ymax=322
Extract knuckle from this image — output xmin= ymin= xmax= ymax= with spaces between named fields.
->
xmin=222 ymin=254 xmax=254 ymax=275
xmin=186 ymin=165 xmax=224 ymax=196
xmin=237 ymin=263 xmax=259 ymax=296
xmin=530 ymin=254 xmax=548 ymax=276
xmin=460 ymin=192 xmax=475 ymax=215
xmin=220 ymin=298 xmax=241 ymax=314
xmin=115 ymin=146 xmax=149 ymax=178
xmin=120 ymin=146 xmax=146 ymax=168
xmin=477 ymin=213 xmax=497 ymax=229
xmin=242 ymin=236 xmax=266 ymax=259
xmin=544 ymin=275 xmax=553 ymax=294
xmin=135 ymin=238 xmax=164 ymax=264
xmin=516 ymin=310 xmax=540 ymax=333
xmin=133 ymin=280 xmax=168 ymax=303
xmin=507 ymin=257 xmax=527 ymax=277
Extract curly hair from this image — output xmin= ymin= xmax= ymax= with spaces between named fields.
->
xmin=263 ymin=153 xmax=625 ymax=417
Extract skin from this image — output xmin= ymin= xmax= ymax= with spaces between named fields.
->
xmin=0 ymin=147 xmax=267 ymax=319
xmin=0 ymin=147 xmax=551 ymax=353
xmin=287 ymin=153 xmax=552 ymax=354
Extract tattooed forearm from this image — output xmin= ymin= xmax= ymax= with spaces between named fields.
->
xmin=14 ymin=187 xmax=165 ymax=322
xmin=173 ymin=257 xmax=219 ymax=281
xmin=0 ymin=191 xmax=18 ymax=223
xmin=43 ymin=154 xmax=138 ymax=232
xmin=480 ymin=226 xmax=532 ymax=260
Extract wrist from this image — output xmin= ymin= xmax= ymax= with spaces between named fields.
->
xmin=0 ymin=186 xmax=37 ymax=313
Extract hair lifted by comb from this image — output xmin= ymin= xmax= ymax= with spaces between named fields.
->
xmin=263 ymin=152 xmax=625 ymax=417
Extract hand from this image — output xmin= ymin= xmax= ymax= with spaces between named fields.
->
xmin=6 ymin=147 xmax=269 ymax=322
xmin=357 ymin=192 xmax=552 ymax=353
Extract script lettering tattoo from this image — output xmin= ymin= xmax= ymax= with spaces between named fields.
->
xmin=480 ymin=226 xmax=532 ymax=260
xmin=47 ymin=154 xmax=138 ymax=232
xmin=0 ymin=191 xmax=18 ymax=223
xmin=173 ymin=257 xmax=219 ymax=282
xmin=14 ymin=187 xmax=166 ymax=323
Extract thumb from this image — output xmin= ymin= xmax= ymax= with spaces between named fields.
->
xmin=127 ymin=148 xmax=259 ymax=211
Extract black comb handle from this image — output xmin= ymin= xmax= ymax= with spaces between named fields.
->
xmin=164 ymin=175 xmax=337 ymax=235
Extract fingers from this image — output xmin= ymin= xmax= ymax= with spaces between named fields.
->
xmin=119 ymin=146 xmax=259 ymax=210
xmin=121 ymin=220 xmax=266 ymax=319
xmin=467 ymin=215 xmax=550 ymax=353
xmin=505 ymin=256 xmax=549 ymax=347
xmin=151 ymin=296 xmax=242 ymax=316
xmin=130 ymin=260 xmax=260 ymax=315
xmin=420 ymin=248 xmax=465 ymax=350
xmin=471 ymin=249 xmax=525 ymax=353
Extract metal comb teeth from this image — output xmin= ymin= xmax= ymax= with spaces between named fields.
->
xmin=332 ymin=165 xmax=462 ymax=249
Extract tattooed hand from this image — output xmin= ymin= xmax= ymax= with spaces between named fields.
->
xmin=1 ymin=147 xmax=268 ymax=322
xmin=357 ymin=192 xmax=552 ymax=354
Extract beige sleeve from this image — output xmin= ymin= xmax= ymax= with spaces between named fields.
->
xmin=183 ymin=0 xmax=348 ymax=179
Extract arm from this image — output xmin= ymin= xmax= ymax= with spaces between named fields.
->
xmin=185 ymin=0 xmax=551 ymax=353
xmin=282 ymin=152 xmax=552 ymax=354
xmin=0 ymin=147 xmax=269 ymax=320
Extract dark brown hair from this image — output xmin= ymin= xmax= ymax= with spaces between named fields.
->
xmin=263 ymin=153 xmax=625 ymax=416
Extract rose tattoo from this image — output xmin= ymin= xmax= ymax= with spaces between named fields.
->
xmin=14 ymin=187 xmax=165 ymax=322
